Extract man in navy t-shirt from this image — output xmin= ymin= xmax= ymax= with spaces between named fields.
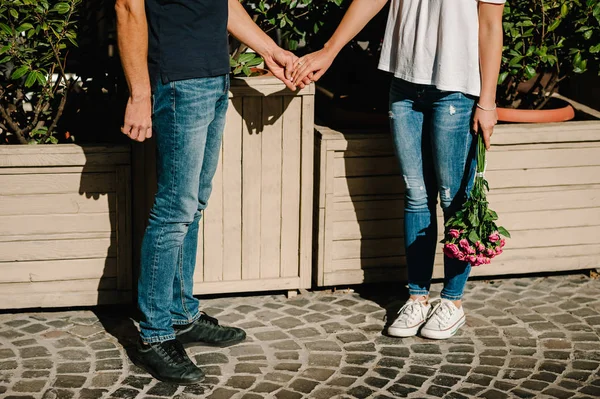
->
xmin=115 ymin=0 xmax=306 ymax=384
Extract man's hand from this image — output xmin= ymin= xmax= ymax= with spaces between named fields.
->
xmin=122 ymin=95 xmax=152 ymax=142
xmin=472 ymin=106 xmax=497 ymax=150
xmin=291 ymin=47 xmax=336 ymax=87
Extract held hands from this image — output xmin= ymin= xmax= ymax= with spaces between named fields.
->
xmin=291 ymin=47 xmax=336 ymax=88
xmin=122 ymin=95 xmax=152 ymax=142
xmin=263 ymin=47 xmax=312 ymax=91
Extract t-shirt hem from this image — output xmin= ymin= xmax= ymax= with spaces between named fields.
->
xmin=160 ymin=67 xmax=231 ymax=85
xmin=378 ymin=64 xmax=481 ymax=97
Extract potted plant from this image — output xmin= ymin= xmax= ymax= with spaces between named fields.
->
xmin=0 ymin=0 xmax=132 ymax=309
xmin=497 ymin=0 xmax=600 ymax=122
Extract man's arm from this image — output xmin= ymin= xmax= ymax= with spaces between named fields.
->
xmin=227 ymin=0 xmax=300 ymax=90
xmin=115 ymin=0 xmax=152 ymax=142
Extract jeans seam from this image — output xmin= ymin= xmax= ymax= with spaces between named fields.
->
xmin=178 ymin=243 xmax=193 ymax=321
xmin=172 ymin=311 xmax=201 ymax=325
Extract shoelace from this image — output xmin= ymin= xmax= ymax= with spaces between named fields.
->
xmin=429 ymin=301 xmax=454 ymax=326
xmin=158 ymin=340 xmax=188 ymax=366
xmin=198 ymin=312 xmax=220 ymax=327
xmin=396 ymin=301 xmax=424 ymax=324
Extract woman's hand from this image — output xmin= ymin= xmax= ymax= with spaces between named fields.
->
xmin=292 ymin=47 xmax=337 ymax=87
xmin=473 ymin=106 xmax=497 ymax=150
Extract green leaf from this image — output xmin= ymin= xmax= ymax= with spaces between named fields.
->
xmin=524 ymin=65 xmax=537 ymax=79
xmin=497 ymin=226 xmax=511 ymax=238
xmin=24 ymin=71 xmax=37 ymax=87
xmin=590 ymin=43 xmax=600 ymax=54
xmin=9 ymin=8 xmax=18 ymax=18
xmin=238 ymin=52 xmax=256 ymax=64
xmin=468 ymin=230 xmax=480 ymax=244
xmin=16 ymin=23 xmax=34 ymax=33
xmin=11 ymin=65 xmax=29 ymax=79
xmin=242 ymin=65 xmax=251 ymax=76
xmin=0 ymin=56 xmax=10 ymax=64
xmin=468 ymin=211 xmax=480 ymax=227
xmin=498 ymin=71 xmax=509 ymax=85
xmin=53 ymin=2 xmax=71 ymax=14
xmin=561 ymin=3 xmax=568 ymax=17
xmin=35 ymin=71 xmax=47 ymax=86
xmin=548 ymin=18 xmax=562 ymax=32
xmin=0 ymin=23 xmax=12 ymax=35
xmin=0 ymin=45 xmax=9 ymax=55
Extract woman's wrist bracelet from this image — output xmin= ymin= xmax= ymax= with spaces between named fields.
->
xmin=476 ymin=103 xmax=497 ymax=111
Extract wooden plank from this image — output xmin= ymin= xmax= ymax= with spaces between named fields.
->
xmin=260 ymin=96 xmax=283 ymax=279
xmin=0 ymin=173 xmax=115 ymax=195
xmin=493 ymin=121 xmax=600 ymax=145
xmin=0 ymin=166 xmax=115 ymax=175
xmin=334 ymin=176 xmax=404 ymax=197
xmin=222 ymin=96 xmax=243 ymax=281
xmin=332 ymin=238 xmax=405 ymax=260
xmin=469 ymin=254 xmax=599 ymax=278
xmin=334 ymin=156 xmax=400 ymax=178
xmin=0 ymin=258 xmax=118 ymax=283
xmin=229 ymin=76 xmax=314 ymax=98
xmin=116 ymin=165 xmax=133 ymax=291
xmin=0 ymin=238 xmax=115 ymax=262
xmin=498 ymin=208 xmax=600 ymax=231
xmin=333 ymin=219 xmax=404 ymax=240
xmin=0 ymin=232 xmax=112 ymax=242
xmin=0 ymin=193 xmax=114 ymax=216
xmin=487 ymin=147 xmax=600 ymax=170
xmin=487 ymin=166 xmax=600 ymax=189
xmin=332 ymin=199 xmax=404 ymax=222
xmin=0 ymin=213 xmax=115 ymax=236
xmin=0 ymin=144 xmax=130 ymax=167
xmin=203 ymin=139 xmax=225 ymax=283
xmin=0 ymin=290 xmax=130 ymax=309
xmin=241 ymin=96 xmax=262 ymax=280
xmin=0 ymin=278 xmax=117 ymax=294
xmin=280 ymin=96 xmax=302 ymax=278
xmin=314 ymin=136 xmax=328 ymax=286
xmin=324 ymin=267 xmax=408 ymax=286
xmin=299 ymin=95 xmax=314 ymax=289
xmin=193 ymin=277 xmax=301 ymax=296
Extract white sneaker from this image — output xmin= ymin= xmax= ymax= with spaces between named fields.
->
xmin=420 ymin=299 xmax=466 ymax=340
xmin=387 ymin=298 xmax=431 ymax=337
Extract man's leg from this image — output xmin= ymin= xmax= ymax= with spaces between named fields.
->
xmin=171 ymin=75 xmax=229 ymax=325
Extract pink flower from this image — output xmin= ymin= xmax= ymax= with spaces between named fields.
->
xmin=459 ymin=239 xmax=471 ymax=251
xmin=476 ymin=241 xmax=485 ymax=252
xmin=500 ymin=238 xmax=506 ymax=248
xmin=467 ymin=255 xmax=477 ymax=264
xmin=489 ymin=232 xmax=500 ymax=243
xmin=467 ymin=245 xmax=476 ymax=255
xmin=484 ymin=257 xmax=491 ymax=264
xmin=456 ymin=252 xmax=466 ymax=261
xmin=485 ymin=248 xmax=495 ymax=257
xmin=443 ymin=243 xmax=461 ymax=259
xmin=495 ymin=247 xmax=503 ymax=256
xmin=449 ymin=229 xmax=460 ymax=239
xmin=476 ymin=254 xmax=486 ymax=264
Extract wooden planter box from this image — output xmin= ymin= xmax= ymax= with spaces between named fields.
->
xmin=0 ymin=145 xmax=132 ymax=308
xmin=314 ymin=105 xmax=600 ymax=287
xmin=134 ymin=76 xmax=314 ymax=295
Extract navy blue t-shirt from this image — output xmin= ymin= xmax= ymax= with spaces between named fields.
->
xmin=145 ymin=0 xmax=230 ymax=87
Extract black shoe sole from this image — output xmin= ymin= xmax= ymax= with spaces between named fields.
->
xmin=130 ymin=355 xmax=205 ymax=385
xmin=179 ymin=334 xmax=247 ymax=348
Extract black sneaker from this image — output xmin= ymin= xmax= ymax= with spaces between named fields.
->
xmin=131 ymin=339 xmax=204 ymax=385
xmin=175 ymin=312 xmax=246 ymax=347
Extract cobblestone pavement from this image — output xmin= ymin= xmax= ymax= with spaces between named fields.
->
xmin=1 ymin=274 xmax=600 ymax=399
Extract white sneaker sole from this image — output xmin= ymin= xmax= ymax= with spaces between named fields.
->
xmin=420 ymin=315 xmax=466 ymax=340
xmin=387 ymin=322 xmax=424 ymax=338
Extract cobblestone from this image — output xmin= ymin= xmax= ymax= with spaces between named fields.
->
xmin=0 ymin=274 xmax=597 ymax=398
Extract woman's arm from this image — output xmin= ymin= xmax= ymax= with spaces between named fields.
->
xmin=292 ymin=0 xmax=389 ymax=86
xmin=475 ymin=1 xmax=505 ymax=149
xmin=228 ymin=0 xmax=302 ymax=90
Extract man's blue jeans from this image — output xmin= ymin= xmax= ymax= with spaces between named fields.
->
xmin=389 ymin=78 xmax=477 ymax=301
xmin=138 ymin=75 xmax=229 ymax=344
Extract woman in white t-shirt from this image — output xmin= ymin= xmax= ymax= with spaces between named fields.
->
xmin=293 ymin=0 xmax=505 ymax=340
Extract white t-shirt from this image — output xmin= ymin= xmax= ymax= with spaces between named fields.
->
xmin=378 ymin=0 xmax=506 ymax=97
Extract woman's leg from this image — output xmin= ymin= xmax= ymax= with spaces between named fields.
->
xmin=389 ymin=79 xmax=439 ymax=298
xmin=429 ymin=92 xmax=477 ymax=304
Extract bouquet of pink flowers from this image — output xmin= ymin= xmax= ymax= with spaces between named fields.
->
xmin=441 ymin=134 xmax=510 ymax=266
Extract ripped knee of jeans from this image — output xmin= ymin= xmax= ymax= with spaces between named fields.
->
xmin=440 ymin=186 xmax=453 ymax=209
xmin=403 ymin=175 xmax=428 ymax=208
